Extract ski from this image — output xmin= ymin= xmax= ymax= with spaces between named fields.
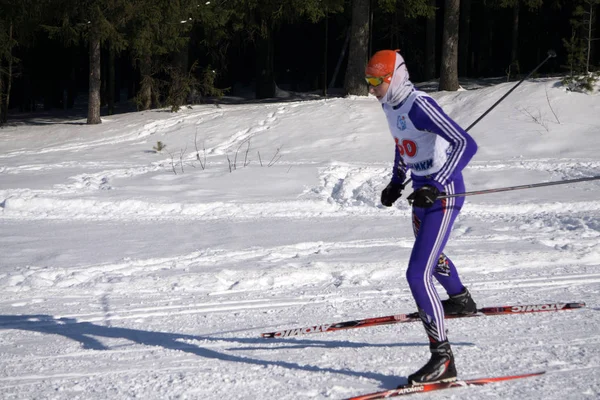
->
xmin=345 ymin=371 xmax=546 ymax=399
xmin=261 ymin=302 xmax=585 ymax=338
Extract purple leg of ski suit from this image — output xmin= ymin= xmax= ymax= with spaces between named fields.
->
xmin=407 ymin=176 xmax=466 ymax=342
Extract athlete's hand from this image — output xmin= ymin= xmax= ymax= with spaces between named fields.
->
xmin=381 ymin=181 xmax=405 ymax=207
xmin=407 ymin=185 xmax=440 ymax=208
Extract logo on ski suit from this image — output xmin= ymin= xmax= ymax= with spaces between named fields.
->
xmin=397 ymin=115 xmax=407 ymax=130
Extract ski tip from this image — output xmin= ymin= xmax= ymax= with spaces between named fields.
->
xmin=569 ymin=302 xmax=586 ymax=309
xmin=345 ymin=371 xmax=546 ymax=399
xmin=513 ymin=370 xmax=546 ymax=378
xmin=467 ymin=370 xmax=546 ymax=385
xmin=490 ymin=370 xmax=546 ymax=379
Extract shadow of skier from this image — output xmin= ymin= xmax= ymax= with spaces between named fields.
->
xmin=0 ymin=314 xmax=476 ymax=387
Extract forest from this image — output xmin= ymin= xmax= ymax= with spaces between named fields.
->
xmin=0 ymin=0 xmax=598 ymax=125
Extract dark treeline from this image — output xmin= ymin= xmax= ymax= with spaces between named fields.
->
xmin=0 ymin=0 xmax=598 ymax=125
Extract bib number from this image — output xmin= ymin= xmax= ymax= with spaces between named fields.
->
xmin=395 ymin=138 xmax=417 ymax=157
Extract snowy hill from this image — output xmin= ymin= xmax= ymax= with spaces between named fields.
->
xmin=1 ymin=79 xmax=599 ymax=399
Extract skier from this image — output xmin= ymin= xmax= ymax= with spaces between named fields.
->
xmin=365 ymin=49 xmax=478 ymax=385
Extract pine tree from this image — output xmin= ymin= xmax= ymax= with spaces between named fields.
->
xmin=127 ymin=0 xmax=199 ymax=110
xmin=576 ymin=0 xmax=599 ymax=73
xmin=494 ymin=0 xmax=545 ymax=79
xmin=562 ymin=0 xmax=599 ymax=92
xmin=0 ymin=17 xmax=15 ymax=124
xmin=0 ymin=0 xmax=43 ymax=124
xmin=354 ymin=0 xmax=433 ymax=92
xmin=220 ymin=0 xmax=343 ymax=99
xmin=374 ymin=0 xmax=435 ymax=80
xmin=43 ymin=0 xmax=132 ymax=124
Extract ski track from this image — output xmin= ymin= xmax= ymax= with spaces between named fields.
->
xmin=208 ymin=107 xmax=286 ymax=155
xmin=0 ymin=109 xmax=224 ymax=160
xmin=1 ymin=223 xmax=599 ymax=291
xmin=2 ymin=158 xmax=600 ymax=221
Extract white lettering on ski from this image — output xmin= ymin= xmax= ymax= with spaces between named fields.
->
xmin=511 ymin=303 xmax=566 ymax=313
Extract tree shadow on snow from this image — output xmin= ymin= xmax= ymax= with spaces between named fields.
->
xmin=0 ymin=314 xmax=473 ymax=387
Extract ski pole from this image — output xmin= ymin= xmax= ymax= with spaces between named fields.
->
xmin=465 ymin=49 xmax=557 ymax=131
xmin=438 ymin=175 xmax=600 ymax=199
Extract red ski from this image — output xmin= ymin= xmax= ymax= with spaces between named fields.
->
xmin=345 ymin=371 xmax=546 ymax=399
xmin=261 ymin=302 xmax=585 ymax=338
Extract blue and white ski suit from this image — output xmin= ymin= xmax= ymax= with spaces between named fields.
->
xmin=382 ymin=90 xmax=478 ymax=342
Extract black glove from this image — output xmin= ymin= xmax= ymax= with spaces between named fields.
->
xmin=407 ymin=185 xmax=440 ymax=208
xmin=381 ymin=181 xmax=405 ymax=207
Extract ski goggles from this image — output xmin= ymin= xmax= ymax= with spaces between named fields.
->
xmin=365 ymin=72 xmax=392 ymax=87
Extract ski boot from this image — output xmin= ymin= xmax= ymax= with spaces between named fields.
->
xmin=442 ymin=287 xmax=477 ymax=316
xmin=407 ymin=340 xmax=457 ymax=385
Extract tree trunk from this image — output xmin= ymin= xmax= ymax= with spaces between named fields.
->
xmin=344 ymin=0 xmax=370 ymax=96
xmin=592 ymin=3 xmax=599 ymax=68
xmin=108 ymin=45 xmax=115 ymax=115
xmin=7 ymin=22 xmax=13 ymax=118
xmin=458 ymin=0 xmax=472 ymax=77
xmin=425 ymin=0 xmax=437 ymax=80
xmin=0 ymin=22 xmax=13 ymax=124
xmin=439 ymin=0 xmax=460 ymax=91
xmin=138 ymin=54 xmax=152 ymax=110
xmin=475 ymin=0 xmax=494 ymax=76
xmin=510 ymin=0 xmax=520 ymax=78
xmin=100 ymin=47 xmax=106 ymax=107
xmin=0 ymin=62 xmax=4 ymax=124
xmin=255 ymin=22 xmax=276 ymax=99
xmin=487 ymin=6 xmax=494 ymax=75
xmin=329 ymin=29 xmax=350 ymax=89
xmin=87 ymin=26 xmax=102 ymax=124
xmin=368 ymin=0 xmax=374 ymax=56
xmin=586 ymin=1 xmax=593 ymax=73
xmin=323 ymin=10 xmax=328 ymax=97
xmin=175 ymin=41 xmax=189 ymax=75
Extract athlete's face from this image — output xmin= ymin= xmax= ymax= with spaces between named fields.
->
xmin=368 ymin=81 xmax=389 ymax=100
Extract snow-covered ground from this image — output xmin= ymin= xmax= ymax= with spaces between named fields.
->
xmin=1 ymin=79 xmax=600 ymax=399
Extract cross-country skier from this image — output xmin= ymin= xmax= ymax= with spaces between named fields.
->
xmin=365 ymin=49 xmax=478 ymax=385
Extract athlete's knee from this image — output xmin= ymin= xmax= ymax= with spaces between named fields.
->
xmin=406 ymin=263 xmax=426 ymax=289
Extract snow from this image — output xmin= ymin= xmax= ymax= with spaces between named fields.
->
xmin=1 ymin=78 xmax=600 ymax=399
